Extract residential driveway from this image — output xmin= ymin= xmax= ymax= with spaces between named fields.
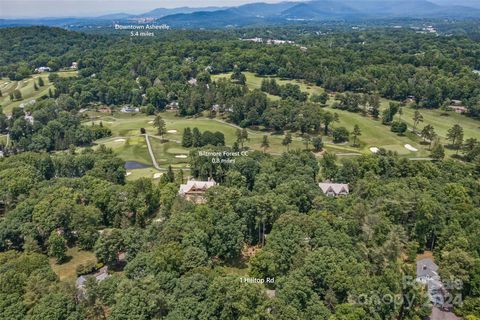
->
xmin=430 ymin=307 xmax=460 ymax=320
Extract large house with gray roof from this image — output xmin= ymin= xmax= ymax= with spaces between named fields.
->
xmin=318 ymin=182 xmax=349 ymax=197
xmin=178 ymin=178 xmax=217 ymax=204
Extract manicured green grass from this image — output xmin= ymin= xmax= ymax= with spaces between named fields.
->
xmin=87 ymin=112 xmax=317 ymax=180
xmin=0 ymin=71 xmax=78 ymax=115
xmin=126 ymin=167 xmax=162 ymax=181
xmin=214 ymin=72 xmax=480 ymax=158
xmin=50 ymin=247 xmax=96 ymax=282
xmin=213 ymin=72 xmax=325 ymax=101
xmin=94 ymin=135 xmax=152 ymax=165
xmin=85 ymin=69 xmax=480 ymax=180
xmin=322 ymin=107 xmax=429 ymax=156
xmin=149 ymin=138 xmax=190 ymax=169
xmin=400 ymin=107 xmax=480 ymax=141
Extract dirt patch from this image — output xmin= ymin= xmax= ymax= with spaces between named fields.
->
xmin=242 ymin=245 xmax=261 ymax=259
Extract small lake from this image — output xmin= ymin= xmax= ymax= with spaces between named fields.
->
xmin=124 ymin=161 xmax=151 ymax=170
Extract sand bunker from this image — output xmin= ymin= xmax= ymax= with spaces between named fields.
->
xmin=126 ymin=172 xmax=132 ymax=176
xmin=148 ymin=121 xmax=154 ymax=124
xmin=369 ymin=147 xmax=380 ymax=154
xmin=153 ymin=173 xmax=162 ymax=179
xmin=167 ymin=130 xmax=177 ymax=134
xmin=115 ymin=139 xmax=126 ymax=142
xmin=404 ymin=144 xmax=418 ymax=152
xmin=175 ymin=155 xmax=188 ymax=159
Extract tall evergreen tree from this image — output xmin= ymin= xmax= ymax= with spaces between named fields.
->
xmin=192 ymin=127 xmax=202 ymax=147
xmin=351 ymin=124 xmax=362 ymax=147
xmin=182 ymin=127 xmax=193 ymax=147
xmin=282 ymin=132 xmax=292 ymax=151
xmin=447 ymin=124 xmax=464 ymax=152
xmin=153 ymin=114 xmax=167 ymax=139
xmin=261 ymin=135 xmax=269 ymax=153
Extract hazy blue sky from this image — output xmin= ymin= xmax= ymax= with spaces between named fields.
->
xmin=0 ymin=0 xmax=293 ymax=18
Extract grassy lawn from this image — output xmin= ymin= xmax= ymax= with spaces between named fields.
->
xmin=126 ymin=167 xmax=163 ymax=181
xmin=323 ymin=107 xmax=430 ymax=157
xmin=213 ymin=72 xmax=325 ymax=101
xmin=94 ymin=135 xmax=152 ymax=165
xmin=81 ymin=71 xmax=480 ymax=179
xmin=149 ymin=138 xmax=190 ymax=169
xmin=0 ymin=71 xmax=77 ymax=115
xmin=214 ymin=71 xmax=480 ymax=158
xmin=400 ymin=107 xmax=480 ymax=142
xmin=87 ymin=112 xmax=328 ymax=172
xmin=49 ymin=247 xmax=96 ymax=282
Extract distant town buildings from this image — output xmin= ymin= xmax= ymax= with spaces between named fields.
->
xmin=120 ymin=106 xmax=140 ymax=113
xmin=266 ymin=39 xmax=294 ymax=45
xmin=179 ymin=178 xmax=217 ymax=204
xmin=241 ymin=37 xmax=295 ymax=45
xmin=241 ymin=37 xmax=263 ymax=43
xmin=34 ymin=66 xmax=51 ymax=73
xmin=128 ymin=17 xmax=156 ymax=24
xmin=318 ymin=182 xmax=349 ymax=197
xmin=413 ymin=25 xmax=437 ymax=34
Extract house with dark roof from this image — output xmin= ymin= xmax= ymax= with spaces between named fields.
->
xmin=76 ymin=266 xmax=110 ymax=299
xmin=318 ymin=182 xmax=349 ymax=197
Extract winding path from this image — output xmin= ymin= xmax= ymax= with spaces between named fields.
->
xmin=144 ymin=134 xmax=161 ymax=170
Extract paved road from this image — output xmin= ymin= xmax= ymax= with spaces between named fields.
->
xmin=430 ymin=307 xmax=460 ymax=320
xmin=144 ymin=134 xmax=161 ymax=170
xmin=144 ymin=134 xmax=187 ymax=172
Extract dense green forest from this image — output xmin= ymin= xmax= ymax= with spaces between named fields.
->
xmin=1 ymin=23 xmax=480 ymax=319
xmin=1 ymin=147 xmax=480 ymax=319
xmin=1 ymin=25 xmax=480 ymax=117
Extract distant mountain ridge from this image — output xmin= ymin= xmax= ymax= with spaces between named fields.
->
xmin=1 ymin=0 xmax=480 ymax=29
xmin=156 ymin=0 xmax=480 ymax=28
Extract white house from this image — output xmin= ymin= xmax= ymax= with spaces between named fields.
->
xmin=120 ymin=106 xmax=139 ymax=113
xmin=34 ymin=66 xmax=51 ymax=73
